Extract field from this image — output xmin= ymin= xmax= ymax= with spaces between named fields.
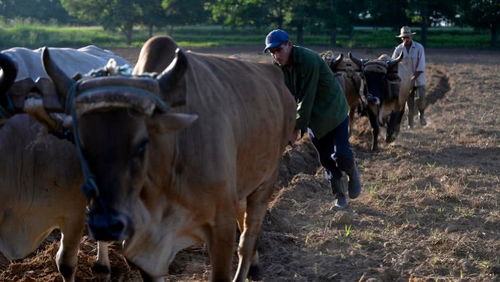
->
xmin=0 ymin=46 xmax=499 ymax=281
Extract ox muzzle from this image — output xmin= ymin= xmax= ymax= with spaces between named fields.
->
xmin=87 ymin=205 xmax=133 ymax=242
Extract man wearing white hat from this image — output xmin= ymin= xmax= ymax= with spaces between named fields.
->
xmin=392 ymin=26 xmax=427 ymax=128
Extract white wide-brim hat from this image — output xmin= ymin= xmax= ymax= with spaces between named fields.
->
xmin=396 ymin=26 xmax=416 ymax=38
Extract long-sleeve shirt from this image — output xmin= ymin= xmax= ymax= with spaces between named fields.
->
xmin=392 ymin=40 xmax=426 ymax=86
xmin=279 ymin=46 xmax=348 ymax=139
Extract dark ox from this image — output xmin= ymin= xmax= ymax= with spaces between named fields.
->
xmin=320 ymin=51 xmax=363 ymax=135
xmin=0 ymin=47 xmax=129 ymax=281
xmin=42 ymin=36 xmax=296 ymax=281
xmin=349 ymin=52 xmax=404 ymax=151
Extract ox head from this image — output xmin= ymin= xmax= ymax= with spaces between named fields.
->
xmin=43 ymin=47 xmax=198 ymax=242
xmin=320 ymin=51 xmax=344 ymax=72
xmin=349 ymin=52 xmax=404 ymax=143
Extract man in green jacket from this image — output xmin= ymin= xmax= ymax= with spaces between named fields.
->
xmin=264 ymin=29 xmax=362 ymax=209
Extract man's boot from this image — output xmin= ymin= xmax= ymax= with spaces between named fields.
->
xmin=346 ymin=164 xmax=362 ymax=199
xmin=419 ymin=110 xmax=427 ymax=126
xmin=415 ymin=87 xmax=427 ymax=126
xmin=417 ymin=97 xmax=427 ymax=126
xmin=330 ymin=175 xmax=348 ymax=210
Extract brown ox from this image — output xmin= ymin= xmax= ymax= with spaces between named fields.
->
xmin=349 ymin=52 xmax=404 ymax=151
xmin=0 ymin=114 xmax=110 ymax=282
xmin=42 ymin=36 xmax=296 ymax=281
xmin=320 ymin=51 xmax=363 ymax=135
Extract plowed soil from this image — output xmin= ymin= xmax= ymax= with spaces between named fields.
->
xmin=1 ymin=46 xmax=498 ymax=281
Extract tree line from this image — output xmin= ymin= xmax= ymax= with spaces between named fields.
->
xmin=0 ymin=0 xmax=498 ymax=47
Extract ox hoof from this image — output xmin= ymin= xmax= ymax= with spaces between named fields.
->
xmin=92 ymin=263 xmax=111 ymax=282
xmin=248 ymin=264 xmax=263 ymax=281
xmin=57 ymin=263 xmax=76 ymax=282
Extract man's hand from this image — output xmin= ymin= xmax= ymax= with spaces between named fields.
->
xmin=288 ymin=128 xmax=300 ymax=148
xmin=410 ymin=75 xmax=417 ymax=88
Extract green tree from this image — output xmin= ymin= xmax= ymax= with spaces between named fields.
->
xmin=140 ymin=0 xmax=168 ymax=37
xmin=266 ymin=0 xmax=318 ymax=45
xmin=408 ymin=0 xmax=457 ymax=46
xmin=0 ymin=0 xmax=74 ymax=24
xmin=206 ymin=0 xmax=268 ymax=27
xmin=457 ymin=0 xmax=499 ymax=47
xmin=319 ymin=0 xmax=366 ymax=47
xmin=363 ymin=0 xmax=410 ymax=28
xmin=162 ymin=0 xmax=210 ymax=28
xmin=61 ymin=0 xmax=145 ymax=45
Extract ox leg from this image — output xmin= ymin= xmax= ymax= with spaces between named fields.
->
xmin=348 ymin=108 xmax=356 ymax=137
xmin=57 ymin=223 xmax=85 ymax=282
xmin=236 ymin=200 xmax=261 ymax=280
xmin=207 ymin=209 xmax=236 ymax=282
xmin=367 ymin=111 xmax=379 ymax=151
xmin=234 ymin=178 xmax=275 ymax=282
xmin=407 ymin=91 xmax=416 ymax=129
xmin=92 ymin=241 xmax=111 ymax=280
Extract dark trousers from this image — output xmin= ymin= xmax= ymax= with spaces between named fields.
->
xmin=311 ymin=117 xmax=355 ymax=180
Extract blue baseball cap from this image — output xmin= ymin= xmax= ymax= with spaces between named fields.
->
xmin=264 ymin=29 xmax=290 ymax=53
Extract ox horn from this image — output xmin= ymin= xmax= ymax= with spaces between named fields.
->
xmin=42 ymin=47 xmax=74 ymax=109
xmin=387 ymin=52 xmax=404 ymax=68
xmin=0 ymin=53 xmax=18 ymax=96
xmin=348 ymin=52 xmax=364 ymax=68
xmin=157 ymin=48 xmax=188 ymax=101
xmin=330 ymin=53 xmax=344 ymax=70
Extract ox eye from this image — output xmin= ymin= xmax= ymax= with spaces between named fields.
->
xmin=137 ymin=139 xmax=149 ymax=157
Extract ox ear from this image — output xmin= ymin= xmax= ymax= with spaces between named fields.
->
xmin=42 ymin=47 xmax=73 ymax=107
xmin=157 ymin=48 xmax=188 ymax=95
xmin=147 ymin=112 xmax=198 ymax=134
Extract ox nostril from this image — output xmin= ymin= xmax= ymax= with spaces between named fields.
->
xmin=109 ymin=217 xmax=126 ymax=236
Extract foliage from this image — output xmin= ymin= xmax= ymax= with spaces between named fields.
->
xmin=457 ymin=0 xmax=499 ymax=47
xmin=206 ymin=0 xmax=268 ymax=27
xmin=162 ymin=0 xmax=209 ymax=26
xmin=363 ymin=0 xmax=409 ymax=28
xmin=60 ymin=0 xmax=149 ymax=45
xmin=0 ymin=0 xmax=75 ymax=24
xmin=0 ymin=25 xmax=495 ymax=49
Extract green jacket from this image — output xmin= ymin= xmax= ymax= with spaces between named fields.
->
xmin=279 ymin=46 xmax=348 ymax=139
